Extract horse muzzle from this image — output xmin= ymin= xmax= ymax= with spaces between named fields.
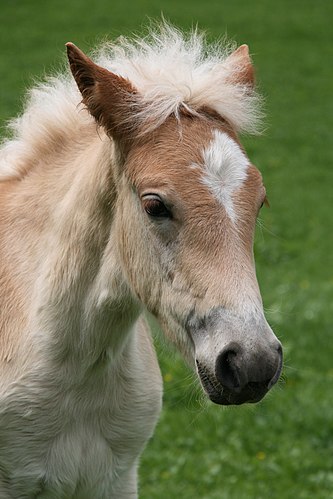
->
xmin=196 ymin=340 xmax=283 ymax=405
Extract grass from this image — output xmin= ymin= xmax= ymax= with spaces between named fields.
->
xmin=1 ymin=1 xmax=333 ymax=497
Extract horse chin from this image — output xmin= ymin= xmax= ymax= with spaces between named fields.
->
xmin=206 ymin=386 xmax=267 ymax=406
xmin=197 ymin=366 xmax=269 ymax=406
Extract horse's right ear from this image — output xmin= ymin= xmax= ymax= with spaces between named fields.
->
xmin=66 ymin=43 xmax=137 ymax=140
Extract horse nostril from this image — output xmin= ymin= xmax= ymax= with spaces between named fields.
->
xmin=215 ymin=343 xmax=243 ymax=391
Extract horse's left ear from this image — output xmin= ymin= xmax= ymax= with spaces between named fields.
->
xmin=66 ymin=42 xmax=137 ymax=140
xmin=225 ymin=44 xmax=255 ymax=87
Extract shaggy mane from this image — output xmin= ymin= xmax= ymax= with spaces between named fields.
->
xmin=0 ymin=23 xmax=263 ymax=180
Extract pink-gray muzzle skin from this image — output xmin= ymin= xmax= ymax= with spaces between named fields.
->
xmin=186 ymin=307 xmax=283 ymax=405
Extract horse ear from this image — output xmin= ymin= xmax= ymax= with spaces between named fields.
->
xmin=66 ymin=43 xmax=137 ymax=140
xmin=225 ymin=44 xmax=255 ymax=88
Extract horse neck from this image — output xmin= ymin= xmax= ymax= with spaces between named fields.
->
xmin=5 ymin=132 xmax=140 ymax=375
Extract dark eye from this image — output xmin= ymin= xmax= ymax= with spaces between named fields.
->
xmin=142 ymin=194 xmax=172 ymax=219
xmin=260 ymin=196 xmax=270 ymax=209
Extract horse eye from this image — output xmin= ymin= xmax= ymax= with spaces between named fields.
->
xmin=261 ymin=196 xmax=270 ymax=209
xmin=142 ymin=195 xmax=171 ymax=219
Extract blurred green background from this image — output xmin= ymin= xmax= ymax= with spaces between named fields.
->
xmin=1 ymin=1 xmax=332 ymax=498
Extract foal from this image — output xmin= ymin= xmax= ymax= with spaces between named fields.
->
xmin=0 ymin=25 xmax=282 ymax=497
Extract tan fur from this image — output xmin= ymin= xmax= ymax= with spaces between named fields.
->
xmin=0 ymin=29 xmax=281 ymax=498
xmin=126 ymin=113 xmax=263 ymax=304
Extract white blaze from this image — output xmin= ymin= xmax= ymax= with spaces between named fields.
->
xmin=201 ymin=130 xmax=249 ymax=221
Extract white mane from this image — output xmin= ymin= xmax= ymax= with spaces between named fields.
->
xmin=0 ymin=23 xmax=262 ymax=180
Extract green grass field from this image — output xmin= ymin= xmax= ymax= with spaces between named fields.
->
xmin=1 ymin=1 xmax=332 ymax=497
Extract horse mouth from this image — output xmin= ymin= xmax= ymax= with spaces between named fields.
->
xmin=196 ymin=361 xmax=269 ymax=406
